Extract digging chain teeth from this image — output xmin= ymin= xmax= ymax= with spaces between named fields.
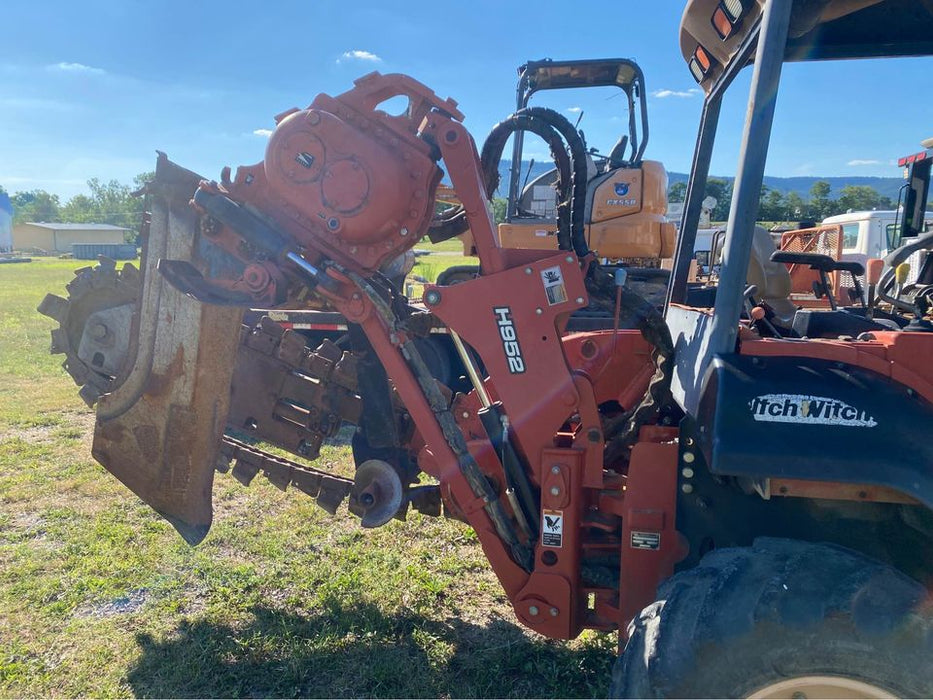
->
xmin=38 ymin=257 xmax=141 ymax=407
xmin=218 ymin=435 xmax=443 ymax=521
xmin=218 ymin=435 xmax=356 ymax=515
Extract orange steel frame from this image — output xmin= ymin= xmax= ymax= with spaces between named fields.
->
xmin=285 ymin=108 xmax=686 ymax=639
xmin=209 ymin=76 xmax=933 ymax=643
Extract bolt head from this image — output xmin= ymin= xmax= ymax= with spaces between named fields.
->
xmin=400 ymin=227 xmax=409 ymax=237
xmin=575 ymin=297 xmax=584 ymax=304
xmin=549 ymin=607 xmax=558 ymax=617
xmin=524 ymin=267 xmax=532 ymax=274
xmin=535 ymin=308 xmax=543 ymax=315
xmin=681 ymin=483 xmax=694 ymax=494
xmin=565 ymin=256 xmax=574 ymax=263
xmin=425 ymin=289 xmax=442 ymax=306
xmin=461 ymin=411 xmax=470 ymax=419
xmin=681 ymin=467 xmax=694 ymax=479
xmin=550 ymin=465 xmax=560 ymax=475
xmin=528 ymin=605 xmax=539 ymax=616
xmin=549 ymin=486 xmax=561 ymax=496
xmin=91 ymin=323 xmax=107 ymax=340
xmin=683 ymin=451 xmax=695 ymax=464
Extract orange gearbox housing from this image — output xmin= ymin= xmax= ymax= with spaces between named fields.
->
xmin=219 ymin=73 xmax=462 ymax=273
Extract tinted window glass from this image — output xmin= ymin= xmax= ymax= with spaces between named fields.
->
xmin=842 ymin=223 xmax=860 ymax=250
xmin=887 ymin=223 xmax=901 ymax=250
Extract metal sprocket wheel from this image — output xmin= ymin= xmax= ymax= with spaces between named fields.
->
xmin=38 ymin=257 xmax=140 ymax=406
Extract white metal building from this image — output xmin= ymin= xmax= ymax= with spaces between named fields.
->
xmin=12 ymin=222 xmax=129 ymax=253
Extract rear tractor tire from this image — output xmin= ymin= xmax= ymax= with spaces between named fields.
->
xmin=611 ymin=538 xmax=933 ymax=698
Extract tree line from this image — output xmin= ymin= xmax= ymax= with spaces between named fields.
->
xmin=1 ymin=174 xmax=153 ymax=242
xmin=668 ymin=178 xmax=897 ymax=223
xmin=1 ymin=173 xmax=896 ymax=238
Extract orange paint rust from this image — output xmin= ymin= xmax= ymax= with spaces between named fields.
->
xmin=771 ymin=478 xmax=920 ymax=505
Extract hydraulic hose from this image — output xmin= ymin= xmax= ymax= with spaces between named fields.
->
xmin=517 ymin=107 xmax=592 ymax=258
xmin=428 ymin=114 xmax=573 ymax=248
xmin=583 ymin=263 xmax=676 ymax=467
xmin=478 ymin=114 xmax=573 ymax=251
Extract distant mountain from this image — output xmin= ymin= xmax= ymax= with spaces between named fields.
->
xmin=493 ymin=160 xmax=904 ymax=201
xmin=666 ymin=172 xmax=905 ymax=202
xmin=491 ymin=160 xmax=555 ymax=195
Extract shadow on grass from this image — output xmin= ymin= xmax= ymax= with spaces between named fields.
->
xmin=126 ymin=598 xmax=614 ymax=698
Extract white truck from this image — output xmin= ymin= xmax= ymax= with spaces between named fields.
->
xmin=822 ymin=209 xmax=912 ymax=261
xmin=824 ymin=145 xmax=932 ymax=266
xmin=822 ymin=207 xmax=930 ymax=285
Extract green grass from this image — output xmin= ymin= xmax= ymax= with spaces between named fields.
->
xmin=416 ymin=236 xmax=466 ymax=254
xmin=0 ymin=257 xmax=615 ymax=697
xmin=414 ymin=236 xmax=475 ymax=282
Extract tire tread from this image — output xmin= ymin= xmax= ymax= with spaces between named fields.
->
xmin=610 ymin=538 xmax=932 ymax=698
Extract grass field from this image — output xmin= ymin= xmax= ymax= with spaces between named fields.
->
xmin=0 ymin=249 xmax=616 ymax=698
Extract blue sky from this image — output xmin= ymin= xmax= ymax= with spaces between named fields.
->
xmin=2 ymin=1 xmax=931 ymax=201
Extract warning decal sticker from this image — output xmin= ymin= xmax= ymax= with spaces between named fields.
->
xmin=542 ymin=509 xmax=563 ymax=548
xmin=540 ymin=266 xmax=568 ymax=306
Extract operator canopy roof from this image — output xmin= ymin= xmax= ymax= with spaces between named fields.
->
xmin=519 ymin=58 xmax=643 ymax=99
xmin=681 ymin=0 xmax=933 ymax=94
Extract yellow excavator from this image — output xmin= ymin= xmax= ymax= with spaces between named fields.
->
xmin=442 ymin=58 xmax=675 ymax=270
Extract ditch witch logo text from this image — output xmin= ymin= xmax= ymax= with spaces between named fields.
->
xmin=748 ymin=393 xmax=877 ymax=427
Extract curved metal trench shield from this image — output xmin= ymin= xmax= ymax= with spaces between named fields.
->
xmin=92 ymin=154 xmax=242 ymax=543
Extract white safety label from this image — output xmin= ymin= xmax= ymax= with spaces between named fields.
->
xmin=540 ymin=266 xmax=568 ymax=306
xmin=542 ymin=509 xmax=563 ymax=548
xmin=630 ymin=531 xmax=661 ymax=550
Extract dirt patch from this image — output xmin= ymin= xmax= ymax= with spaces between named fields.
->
xmin=2 ymin=424 xmax=60 ymax=444
xmin=10 ymin=511 xmax=47 ymax=531
xmin=74 ymin=588 xmax=151 ymax=618
xmin=1 ymin=411 xmax=95 ymax=446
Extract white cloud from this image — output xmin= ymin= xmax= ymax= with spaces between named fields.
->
xmin=253 ymin=128 xmax=274 ymax=137
xmin=337 ymin=50 xmax=382 ymax=64
xmin=566 ymin=106 xmax=582 ymax=113
xmin=0 ymin=97 xmax=77 ymax=112
xmin=847 ymin=159 xmax=881 ymax=166
xmin=47 ymin=62 xmax=106 ymax=75
xmin=652 ymin=88 xmax=701 ymax=99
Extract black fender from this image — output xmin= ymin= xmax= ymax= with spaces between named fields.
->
xmin=695 ymin=353 xmax=933 ymax=509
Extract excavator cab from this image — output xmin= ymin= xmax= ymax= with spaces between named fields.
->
xmin=467 ymin=58 xmax=676 ymax=265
